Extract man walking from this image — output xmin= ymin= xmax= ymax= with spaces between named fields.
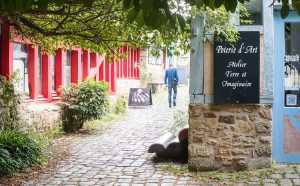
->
xmin=164 ymin=64 xmax=179 ymax=108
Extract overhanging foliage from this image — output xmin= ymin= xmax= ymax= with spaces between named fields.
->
xmin=0 ymin=0 xmax=294 ymax=56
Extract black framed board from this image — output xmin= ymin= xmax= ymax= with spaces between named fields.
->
xmin=128 ymin=88 xmax=152 ymax=106
xmin=214 ymin=31 xmax=260 ymax=104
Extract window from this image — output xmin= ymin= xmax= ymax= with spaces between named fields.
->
xmin=240 ymin=0 xmax=262 ymax=25
xmin=13 ymin=43 xmax=29 ymax=94
xmin=38 ymin=47 xmax=42 ymax=95
xmin=64 ymin=50 xmax=72 ymax=88
xmin=284 ymin=23 xmax=300 ymax=107
xmin=148 ymin=47 xmax=163 ymax=65
xmin=51 ymin=55 xmax=56 ymax=91
xmin=79 ymin=52 xmax=83 ymax=82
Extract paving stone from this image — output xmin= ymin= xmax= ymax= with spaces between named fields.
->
xmin=279 ymin=179 xmax=293 ymax=186
xmin=61 ymin=181 xmax=79 ymax=185
xmin=145 ymin=183 xmax=160 ymax=186
xmin=285 ymin=173 xmax=299 ymax=179
xmin=293 ymin=179 xmax=300 ymax=186
xmin=117 ymin=179 xmax=132 ymax=183
xmin=247 ymin=182 xmax=260 ymax=185
xmin=263 ymin=184 xmax=278 ymax=186
xmin=271 ymin=174 xmax=283 ymax=179
xmin=146 ymin=178 xmax=160 ymax=183
xmin=249 ymin=177 xmax=260 ymax=182
xmin=21 ymin=86 xmax=300 ymax=186
xmin=176 ymin=181 xmax=188 ymax=185
xmin=161 ymin=179 xmax=176 ymax=183
xmin=161 ymin=183 xmax=174 ymax=186
xmin=78 ymin=181 xmax=97 ymax=186
xmin=276 ymin=165 xmax=296 ymax=174
xmin=263 ymin=179 xmax=276 ymax=183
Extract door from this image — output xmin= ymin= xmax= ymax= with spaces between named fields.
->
xmin=13 ymin=43 xmax=29 ymax=94
xmin=273 ymin=11 xmax=300 ymax=162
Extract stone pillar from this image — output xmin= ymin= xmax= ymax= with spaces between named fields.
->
xmin=28 ymin=45 xmax=38 ymax=100
xmin=123 ymin=46 xmax=128 ymax=78
xmin=82 ymin=50 xmax=90 ymax=80
xmin=71 ymin=49 xmax=81 ymax=83
xmin=188 ymin=4 xmax=274 ymax=171
xmin=41 ymin=54 xmax=52 ymax=101
xmin=189 ymin=104 xmax=272 ymax=171
xmin=0 ymin=23 xmax=13 ymax=78
xmin=55 ymin=48 xmax=64 ymax=92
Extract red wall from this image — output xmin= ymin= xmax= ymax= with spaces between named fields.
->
xmin=0 ymin=23 xmax=141 ymax=103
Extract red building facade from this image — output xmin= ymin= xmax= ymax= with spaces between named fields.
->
xmin=0 ymin=24 xmax=140 ymax=103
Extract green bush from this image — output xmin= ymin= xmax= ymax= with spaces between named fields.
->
xmin=60 ymin=78 xmax=110 ymax=132
xmin=114 ymin=97 xmax=126 ymax=114
xmin=170 ymin=110 xmax=188 ymax=135
xmin=0 ymin=130 xmax=45 ymax=176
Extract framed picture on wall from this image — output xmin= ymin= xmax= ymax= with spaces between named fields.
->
xmin=286 ymin=94 xmax=297 ymax=106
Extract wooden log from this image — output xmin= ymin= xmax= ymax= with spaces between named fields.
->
xmin=148 ymin=132 xmax=176 ymax=157
xmin=178 ymin=128 xmax=188 ymax=143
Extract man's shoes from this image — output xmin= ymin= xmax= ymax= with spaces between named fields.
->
xmin=169 ymin=103 xmax=172 ymax=108
xmin=173 ymin=102 xmax=176 ymax=107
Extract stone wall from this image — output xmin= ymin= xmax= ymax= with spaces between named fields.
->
xmin=0 ymin=95 xmax=15 ymax=130
xmin=189 ymin=104 xmax=272 ymax=171
xmin=0 ymin=76 xmax=19 ymax=130
xmin=17 ymin=99 xmax=60 ymax=132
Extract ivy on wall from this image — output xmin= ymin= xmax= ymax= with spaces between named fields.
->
xmin=0 ymin=76 xmax=19 ymax=130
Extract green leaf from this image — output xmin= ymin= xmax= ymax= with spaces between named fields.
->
xmin=292 ymin=0 xmax=300 ymax=15
xmin=224 ymin=0 xmax=238 ymax=12
xmin=238 ymin=0 xmax=247 ymax=3
xmin=153 ymin=0 xmax=163 ymax=9
xmin=281 ymin=2 xmax=290 ymax=19
xmin=123 ymin=0 xmax=132 ymax=9
xmin=195 ymin=0 xmax=204 ymax=9
xmin=54 ymin=0 xmax=65 ymax=6
xmin=292 ymin=0 xmax=297 ymax=9
xmin=141 ymin=0 xmax=161 ymax=28
xmin=2 ymin=0 xmax=15 ymax=13
xmin=215 ymin=0 xmax=225 ymax=8
xmin=203 ymin=0 xmax=210 ymax=7
xmin=177 ymin=14 xmax=186 ymax=31
xmin=133 ymin=0 xmax=141 ymax=11
xmin=37 ymin=0 xmax=49 ymax=10
xmin=15 ymin=0 xmax=24 ymax=11
xmin=127 ymin=8 xmax=139 ymax=23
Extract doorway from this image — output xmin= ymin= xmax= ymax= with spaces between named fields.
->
xmin=273 ymin=11 xmax=300 ymax=162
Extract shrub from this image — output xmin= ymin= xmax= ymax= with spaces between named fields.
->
xmin=170 ymin=110 xmax=188 ymax=135
xmin=60 ymin=78 xmax=110 ymax=132
xmin=0 ymin=130 xmax=45 ymax=176
xmin=114 ymin=97 xmax=126 ymax=114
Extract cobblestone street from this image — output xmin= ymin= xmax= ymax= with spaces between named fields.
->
xmin=23 ymin=86 xmax=300 ymax=186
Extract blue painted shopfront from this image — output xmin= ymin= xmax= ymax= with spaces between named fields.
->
xmin=273 ymin=10 xmax=300 ymax=162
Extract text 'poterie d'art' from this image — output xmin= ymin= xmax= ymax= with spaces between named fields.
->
xmin=214 ymin=31 xmax=260 ymax=104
